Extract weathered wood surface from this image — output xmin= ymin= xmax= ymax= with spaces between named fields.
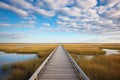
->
xmin=38 ymin=45 xmax=80 ymax=80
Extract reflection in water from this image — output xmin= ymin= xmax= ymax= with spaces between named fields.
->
xmin=0 ymin=51 xmax=37 ymax=65
xmin=77 ymin=55 xmax=94 ymax=59
xmin=103 ymin=49 xmax=120 ymax=55
xmin=76 ymin=49 xmax=120 ymax=60
xmin=84 ymin=56 xmax=94 ymax=59
xmin=0 ymin=51 xmax=38 ymax=80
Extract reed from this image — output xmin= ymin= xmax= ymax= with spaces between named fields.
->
xmin=64 ymin=44 xmax=106 ymax=55
xmin=2 ymin=64 xmax=9 ymax=72
xmin=0 ymin=43 xmax=57 ymax=80
xmin=64 ymin=43 xmax=120 ymax=80
xmin=8 ymin=58 xmax=44 ymax=80
xmin=0 ymin=44 xmax=57 ymax=54
xmin=75 ymin=55 xmax=120 ymax=80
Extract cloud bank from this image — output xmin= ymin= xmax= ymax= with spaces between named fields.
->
xmin=0 ymin=0 xmax=120 ymax=42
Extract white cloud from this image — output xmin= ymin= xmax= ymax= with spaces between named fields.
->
xmin=0 ymin=32 xmax=25 ymax=39
xmin=102 ymin=31 xmax=120 ymax=35
xmin=87 ymin=8 xmax=99 ymax=18
xmin=37 ymin=0 xmax=73 ymax=10
xmin=0 ymin=0 xmax=120 ymax=36
xmin=0 ymin=23 xmax=11 ymax=27
xmin=83 ymin=36 xmax=120 ymax=43
xmin=103 ymin=0 xmax=120 ymax=8
xmin=98 ymin=0 xmax=120 ymax=18
xmin=58 ymin=15 xmax=71 ymax=21
xmin=9 ymin=0 xmax=34 ymax=9
xmin=61 ymin=7 xmax=81 ymax=17
xmin=0 ymin=2 xmax=28 ymax=16
xmin=48 ymin=13 xmax=120 ymax=34
xmin=22 ymin=20 xmax=37 ymax=25
xmin=0 ymin=20 xmax=37 ymax=28
xmin=34 ymin=8 xmax=55 ymax=17
xmin=42 ymin=23 xmax=50 ymax=27
xmin=8 ymin=0 xmax=55 ymax=17
xmin=75 ymin=0 xmax=97 ymax=9
xmin=24 ymin=15 xmax=37 ymax=20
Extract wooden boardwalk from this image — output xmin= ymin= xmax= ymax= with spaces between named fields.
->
xmin=38 ymin=45 xmax=80 ymax=80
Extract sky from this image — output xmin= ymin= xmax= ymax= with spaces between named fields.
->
xmin=0 ymin=0 xmax=120 ymax=43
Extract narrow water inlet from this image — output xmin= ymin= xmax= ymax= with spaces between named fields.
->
xmin=0 ymin=51 xmax=38 ymax=65
xmin=76 ymin=49 xmax=120 ymax=60
xmin=76 ymin=55 xmax=94 ymax=59
xmin=0 ymin=51 xmax=38 ymax=80
xmin=102 ymin=49 xmax=120 ymax=55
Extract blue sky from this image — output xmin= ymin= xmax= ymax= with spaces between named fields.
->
xmin=0 ymin=0 xmax=120 ymax=43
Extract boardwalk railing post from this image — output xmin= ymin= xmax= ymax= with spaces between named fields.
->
xmin=35 ymin=76 xmax=37 ymax=80
xmin=29 ymin=47 xmax=57 ymax=80
xmin=62 ymin=45 xmax=90 ymax=80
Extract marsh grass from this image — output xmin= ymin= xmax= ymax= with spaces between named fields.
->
xmin=8 ymin=58 xmax=44 ymax=80
xmin=0 ymin=44 xmax=57 ymax=80
xmin=64 ymin=44 xmax=120 ymax=80
xmin=0 ymin=44 xmax=56 ymax=54
xmin=2 ymin=64 xmax=9 ymax=72
xmin=75 ymin=55 xmax=120 ymax=80
xmin=64 ymin=44 xmax=106 ymax=55
xmin=98 ymin=44 xmax=120 ymax=50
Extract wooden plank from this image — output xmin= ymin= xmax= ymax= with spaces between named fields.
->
xmin=38 ymin=45 xmax=80 ymax=80
xmin=29 ymin=47 xmax=57 ymax=80
xmin=63 ymin=46 xmax=90 ymax=80
xmin=39 ymin=78 xmax=79 ymax=80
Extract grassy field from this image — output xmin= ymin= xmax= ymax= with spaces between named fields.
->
xmin=2 ymin=64 xmax=9 ymax=72
xmin=64 ymin=43 xmax=120 ymax=80
xmin=8 ymin=59 xmax=44 ymax=80
xmin=63 ymin=44 xmax=108 ymax=55
xmin=0 ymin=44 xmax=57 ymax=80
xmin=1 ymin=43 xmax=120 ymax=80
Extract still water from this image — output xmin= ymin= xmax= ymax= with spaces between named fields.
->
xmin=0 ymin=51 xmax=38 ymax=80
xmin=77 ymin=49 xmax=120 ymax=60
xmin=103 ymin=49 xmax=120 ymax=55
xmin=0 ymin=51 xmax=37 ymax=65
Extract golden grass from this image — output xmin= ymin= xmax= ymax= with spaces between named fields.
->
xmin=98 ymin=44 xmax=120 ymax=50
xmin=63 ymin=43 xmax=120 ymax=80
xmin=75 ymin=55 xmax=120 ymax=80
xmin=8 ymin=68 xmax=27 ymax=80
xmin=63 ymin=44 xmax=107 ymax=55
xmin=0 ymin=43 xmax=57 ymax=80
xmin=8 ymin=59 xmax=44 ymax=80
xmin=0 ymin=44 xmax=57 ymax=53
xmin=2 ymin=64 xmax=9 ymax=72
